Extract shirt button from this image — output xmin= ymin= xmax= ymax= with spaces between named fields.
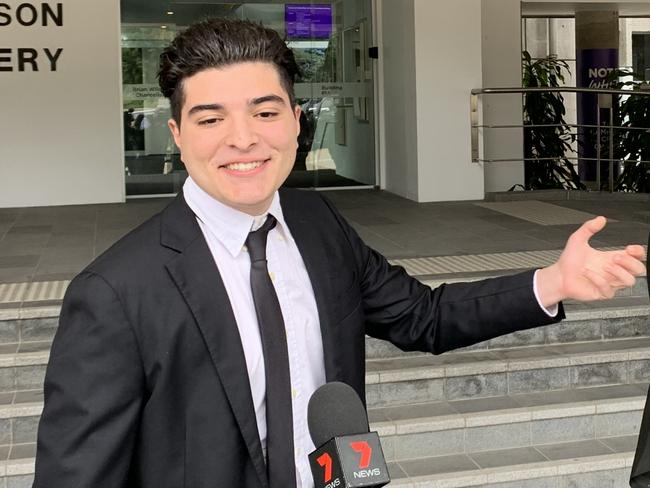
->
xmin=292 ymin=388 xmax=298 ymax=399
xmin=277 ymin=235 xmax=285 ymax=241
xmin=269 ymin=271 xmax=275 ymax=282
xmin=242 ymin=245 xmax=248 ymax=252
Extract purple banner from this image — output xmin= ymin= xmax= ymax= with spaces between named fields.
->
xmin=285 ymin=4 xmax=332 ymax=40
xmin=576 ymin=48 xmax=618 ymax=182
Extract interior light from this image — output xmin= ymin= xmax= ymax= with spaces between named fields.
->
xmin=166 ymin=11 xmax=174 ymax=15
xmin=161 ymin=25 xmax=168 ymax=29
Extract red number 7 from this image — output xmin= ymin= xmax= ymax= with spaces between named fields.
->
xmin=350 ymin=441 xmax=372 ymax=469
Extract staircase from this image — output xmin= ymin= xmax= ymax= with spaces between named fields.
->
xmin=0 ymin=273 xmax=647 ymax=487
xmin=367 ymin=275 xmax=650 ymax=487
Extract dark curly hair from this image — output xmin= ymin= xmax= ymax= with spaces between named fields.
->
xmin=158 ymin=18 xmax=300 ymax=125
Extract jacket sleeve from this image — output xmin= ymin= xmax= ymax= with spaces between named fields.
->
xmin=33 ymin=271 xmax=145 ymax=487
xmin=319 ymin=195 xmax=564 ymax=354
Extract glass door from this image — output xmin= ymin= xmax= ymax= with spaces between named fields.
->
xmin=120 ymin=1 xmax=376 ymax=196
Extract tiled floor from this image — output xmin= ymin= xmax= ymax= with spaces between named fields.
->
xmin=0 ymin=190 xmax=648 ymax=285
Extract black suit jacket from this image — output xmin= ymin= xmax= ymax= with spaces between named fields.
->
xmin=33 ymin=189 xmax=563 ymax=487
xmin=630 ymin=231 xmax=650 ymax=487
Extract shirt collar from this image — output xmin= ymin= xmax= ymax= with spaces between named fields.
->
xmin=183 ymin=176 xmax=289 ymax=258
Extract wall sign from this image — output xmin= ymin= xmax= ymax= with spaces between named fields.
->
xmin=0 ymin=2 xmax=63 ymax=71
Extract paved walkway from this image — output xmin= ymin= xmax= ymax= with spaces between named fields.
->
xmin=0 ymin=190 xmax=647 ymax=305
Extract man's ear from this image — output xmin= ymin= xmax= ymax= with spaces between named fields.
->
xmin=168 ymin=119 xmax=181 ymax=149
xmin=293 ymin=105 xmax=302 ymax=137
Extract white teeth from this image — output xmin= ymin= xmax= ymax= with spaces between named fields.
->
xmin=224 ymin=161 xmax=264 ymax=171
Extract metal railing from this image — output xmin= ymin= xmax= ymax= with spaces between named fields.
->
xmin=470 ymin=86 xmax=650 ymax=192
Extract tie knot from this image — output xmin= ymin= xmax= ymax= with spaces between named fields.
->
xmin=246 ymin=214 xmax=277 ymax=262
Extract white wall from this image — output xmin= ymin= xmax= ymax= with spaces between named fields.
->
xmin=481 ymin=0 xmax=525 ymax=192
xmin=0 ymin=0 xmax=124 ymax=207
xmin=413 ymin=0 xmax=484 ymax=201
xmin=379 ymin=0 xmax=419 ymax=200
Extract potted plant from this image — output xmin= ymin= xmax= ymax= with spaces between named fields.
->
xmin=521 ymin=51 xmax=585 ymax=190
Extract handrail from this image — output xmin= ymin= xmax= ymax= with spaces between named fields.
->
xmin=471 ymin=86 xmax=650 ymax=96
xmin=477 ymin=123 xmax=650 ymax=131
xmin=470 ymin=85 xmax=650 ymax=193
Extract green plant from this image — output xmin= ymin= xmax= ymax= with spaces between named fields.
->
xmin=521 ymin=51 xmax=585 ymax=190
xmin=604 ymin=69 xmax=650 ymax=193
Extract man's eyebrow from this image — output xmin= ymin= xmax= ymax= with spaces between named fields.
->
xmin=250 ymin=94 xmax=286 ymax=106
xmin=187 ymin=103 xmax=224 ymax=116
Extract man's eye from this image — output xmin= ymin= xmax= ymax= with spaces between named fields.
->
xmin=257 ymin=111 xmax=278 ymax=119
xmin=198 ymin=118 xmax=220 ymax=125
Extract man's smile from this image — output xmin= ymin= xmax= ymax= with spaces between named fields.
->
xmin=220 ymin=158 xmax=271 ymax=174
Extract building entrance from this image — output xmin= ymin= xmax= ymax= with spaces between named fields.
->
xmin=120 ymin=0 xmax=376 ymax=196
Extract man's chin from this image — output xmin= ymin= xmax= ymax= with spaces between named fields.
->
xmin=226 ymin=195 xmax=275 ymax=216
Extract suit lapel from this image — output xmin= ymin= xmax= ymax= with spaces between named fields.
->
xmin=161 ymin=194 xmax=269 ymax=488
xmin=280 ymin=189 xmax=343 ymax=383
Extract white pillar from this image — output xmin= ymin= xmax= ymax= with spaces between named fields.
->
xmin=380 ymin=0 xmax=489 ymax=202
xmin=412 ymin=0 xmax=485 ymax=201
xmin=481 ymin=0 xmax=525 ymax=192
xmin=379 ymin=0 xmax=420 ymax=200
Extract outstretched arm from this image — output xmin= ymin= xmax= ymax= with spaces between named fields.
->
xmin=537 ymin=216 xmax=646 ymax=307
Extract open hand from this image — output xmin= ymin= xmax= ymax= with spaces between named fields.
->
xmin=537 ymin=216 xmax=646 ymax=306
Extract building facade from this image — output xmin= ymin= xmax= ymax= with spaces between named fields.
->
xmin=1 ymin=0 xmax=649 ymax=207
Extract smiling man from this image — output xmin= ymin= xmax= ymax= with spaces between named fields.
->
xmin=33 ymin=18 xmax=646 ymax=488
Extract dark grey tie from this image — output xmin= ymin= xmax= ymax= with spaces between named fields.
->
xmin=246 ymin=215 xmax=296 ymax=488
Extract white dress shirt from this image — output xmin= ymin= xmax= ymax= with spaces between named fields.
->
xmin=183 ymin=176 xmax=558 ymax=487
xmin=184 ymin=176 xmax=325 ymax=487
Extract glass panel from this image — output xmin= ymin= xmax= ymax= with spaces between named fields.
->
xmin=120 ymin=0 xmax=375 ymax=196
xmin=524 ymin=18 xmax=549 ymax=58
xmin=620 ymin=18 xmax=650 ymax=78
xmin=121 ymin=25 xmax=181 ymax=196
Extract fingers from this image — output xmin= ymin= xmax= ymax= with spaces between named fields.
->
xmin=604 ymin=262 xmax=637 ymax=288
xmin=584 ymin=268 xmax=616 ymax=299
xmin=613 ymin=253 xmax=647 ymax=277
xmin=570 ymin=216 xmax=607 ymax=246
xmin=624 ymin=244 xmax=647 ymax=261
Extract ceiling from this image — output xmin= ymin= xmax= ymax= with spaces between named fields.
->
xmin=121 ymin=1 xmax=237 ymax=24
xmin=120 ymin=0 xmax=327 ymax=25
xmin=522 ymin=1 xmax=650 ymax=17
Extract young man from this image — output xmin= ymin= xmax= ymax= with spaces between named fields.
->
xmin=33 ymin=18 xmax=646 ymax=488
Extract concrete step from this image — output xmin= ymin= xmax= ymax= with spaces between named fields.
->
xmin=0 ymin=449 xmax=637 ymax=488
xmin=3 ymin=386 xmax=643 ymax=487
xmin=0 ymin=445 xmax=36 ymax=488
xmin=0 ymin=345 xmax=49 ymax=395
xmin=366 ymin=299 xmax=650 ymax=359
xmin=368 ymin=383 xmax=646 ymax=463
xmin=365 ymin=337 xmax=650 ymax=408
xmin=0 ymin=448 xmax=636 ymax=488
xmin=1 ymin=300 xmax=648 ymax=363
xmin=0 ymin=262 xmax=646 ymax=351
xmin=386 ymin=446 xmax=634 ymax=487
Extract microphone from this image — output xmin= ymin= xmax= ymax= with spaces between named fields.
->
xmin=307 ymin=382 xmax=390 ymax=487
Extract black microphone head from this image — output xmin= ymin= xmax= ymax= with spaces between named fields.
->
xmin=308 ymin=382 xmax=369 ymax=447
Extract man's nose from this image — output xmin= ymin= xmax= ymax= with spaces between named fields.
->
xmin=224 ymin=116 xmax=259 ymax=150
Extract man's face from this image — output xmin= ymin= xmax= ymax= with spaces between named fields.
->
xmin=168 ymin=62 xmax=301 ymax=215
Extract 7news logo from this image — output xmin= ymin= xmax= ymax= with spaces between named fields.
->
xmin=317 ymin=440 xmax=377 ymax=485
xmin=311 ymin=434 xmax=389 ymax=488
